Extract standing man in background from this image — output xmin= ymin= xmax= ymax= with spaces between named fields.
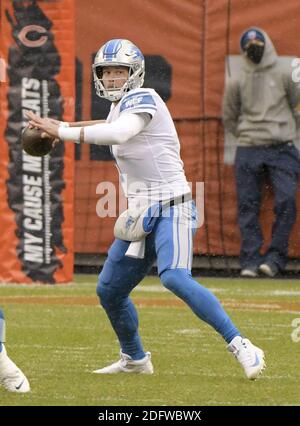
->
xmin=223 ymin=28 xmax=300 ymax=277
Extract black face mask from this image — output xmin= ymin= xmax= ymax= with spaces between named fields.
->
xmin=245 ymin=44 xmax=265 ymax=64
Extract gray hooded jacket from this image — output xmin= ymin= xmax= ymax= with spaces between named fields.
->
xmin=223 ymin=28 xmax=300 ymax=146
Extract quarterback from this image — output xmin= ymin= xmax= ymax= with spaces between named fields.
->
xmin=27 ymin=39 xmax=265 ymax=379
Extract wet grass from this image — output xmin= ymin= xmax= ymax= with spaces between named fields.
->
xmin=1 ymin=275 xmax=300 ymax=406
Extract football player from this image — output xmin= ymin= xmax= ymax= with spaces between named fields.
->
xmin=27 ymin=39 xmax=265 ymax=379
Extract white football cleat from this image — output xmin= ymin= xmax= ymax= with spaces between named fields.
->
xmin=0 ymin=345 xmax=30 ymax=393
xmin=227 ymin=336 xmax=266 ymax=380
xmin=93 ymin=351 xmax=154 ymax=374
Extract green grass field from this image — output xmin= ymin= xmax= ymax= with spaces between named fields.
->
xmin=1 ymin=275 xmax=300 ymax=406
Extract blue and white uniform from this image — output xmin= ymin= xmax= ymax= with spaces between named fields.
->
xmin=106 ymin=88 xmax=196 ymax=272
xmin=59 ymin=86 xmax=240 ymax=360
xmin=96 ymin=89 xmax=239 ymax=359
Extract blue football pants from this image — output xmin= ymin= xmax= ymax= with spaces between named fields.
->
xmin=97 ymin=203 xmax=240 ymax=359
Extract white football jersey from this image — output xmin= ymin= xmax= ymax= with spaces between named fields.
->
xmin=107 ymin=88 xmax=191 ymax=203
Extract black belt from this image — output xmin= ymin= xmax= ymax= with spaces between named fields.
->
xmin=256 ymin=140 xmax=293 ymax=148
xmin=161 ymin=193 xmax=192 ymax=211
xmin=268 ymin=140 xmax=293 ymax=147
xmin=240 ymin=140 xmax=293 ymax=148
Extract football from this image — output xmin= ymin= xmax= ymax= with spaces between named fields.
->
xmin=22 ymin=126 xmax=54 ymax=157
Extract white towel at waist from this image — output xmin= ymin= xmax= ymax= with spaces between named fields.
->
xmin=125 ymin=239 xmax=146 ymax=259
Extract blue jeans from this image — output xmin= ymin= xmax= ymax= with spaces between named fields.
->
xmin=235 ymin=143 xmax=300 ymax=270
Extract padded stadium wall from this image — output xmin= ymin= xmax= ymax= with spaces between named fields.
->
xmin=74 ymin=0 xmax=300 ymax=262
xmin=0 ymin=0 xmax=75 ymax=283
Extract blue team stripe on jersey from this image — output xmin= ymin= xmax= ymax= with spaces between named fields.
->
xmin=124 ymin=105 xmax=157 ymax=113
xmin=121 ymin=91 xmax=153 ymax=103
xmin=120 ymin=94 xmax=156 ymax=113
xmin=103 ymin=39 xmax=122 ymax=60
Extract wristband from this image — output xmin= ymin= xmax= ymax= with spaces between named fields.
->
xmin=58 ymin=126 xmax=81 ymax=143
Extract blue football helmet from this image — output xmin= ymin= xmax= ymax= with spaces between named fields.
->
xmin=93 ymin=39 xmax=145 ymax=101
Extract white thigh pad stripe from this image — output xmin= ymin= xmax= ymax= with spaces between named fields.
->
xmin=188 ymin=225 xmax=193 ymax=270
xmin=177 ymin=209 xmax=190 ymax=268
xmin=170 ymin=203 xmax=191 ymax=269
xmin=0 ymin=318 xmax=6 ymax=343
xmin=171 ymin=205 xmax=179 ymax=268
